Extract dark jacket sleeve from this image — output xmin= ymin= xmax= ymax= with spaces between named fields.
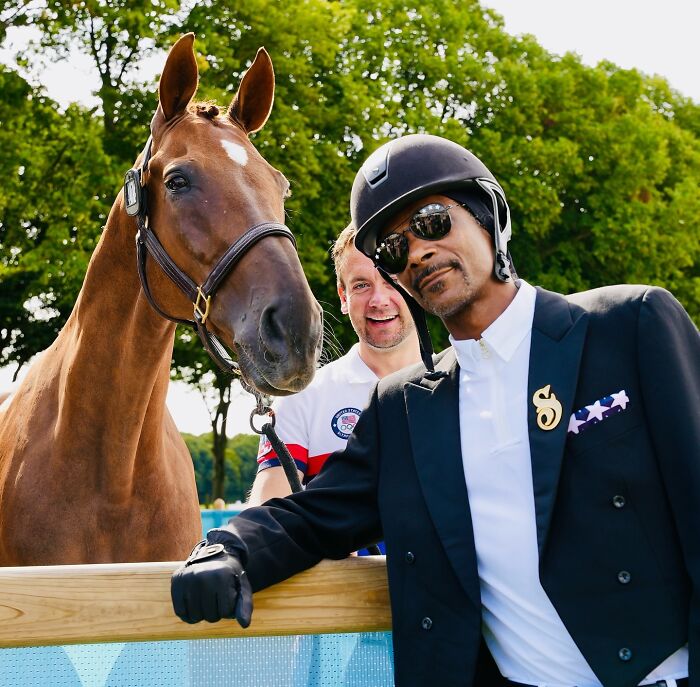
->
xmin=637 ymin=287 xmax=700 ymax=671
xmin=208 ymin=386 xmax=384 ymax=592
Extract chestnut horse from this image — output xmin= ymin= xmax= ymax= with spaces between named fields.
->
xmin=0 ymin=34 xmax=322 ymax=565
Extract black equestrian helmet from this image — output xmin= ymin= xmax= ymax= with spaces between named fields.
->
xmin=351 ymin=134 xmax=505 ymax=260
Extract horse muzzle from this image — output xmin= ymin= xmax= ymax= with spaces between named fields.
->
xmin=232 ymin=296 xmax=323 ymax=396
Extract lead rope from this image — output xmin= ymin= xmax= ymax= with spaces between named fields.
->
xmin=247 ymin=383 xmax=382 ymax=556
xmin=247 ymin=385 xmax=304 ymax=494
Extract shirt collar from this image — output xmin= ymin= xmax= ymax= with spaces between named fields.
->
xmin=347 ymin=343 xmax=380 ymax=384
xmin=450 ymin=279 xmax=536 ymax=369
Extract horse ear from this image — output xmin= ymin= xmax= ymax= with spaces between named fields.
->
xmin=158 ymin=33 xmax=198 ymax=121
xmin=228 ymin=48 xmax=275 ymax=135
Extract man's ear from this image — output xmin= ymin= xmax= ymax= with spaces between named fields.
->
xmin=338 ymin=284 xmax=349 ymax=314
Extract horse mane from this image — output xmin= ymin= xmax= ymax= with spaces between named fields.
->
xmin=188 ymin=101 xmax=223 ymax=120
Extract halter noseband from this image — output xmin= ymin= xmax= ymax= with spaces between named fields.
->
xmin=124 ymin=135 xmax=297 ymax=378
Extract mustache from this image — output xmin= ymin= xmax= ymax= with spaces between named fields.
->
xmin=413 ymin=260 xmax=462 ymax=292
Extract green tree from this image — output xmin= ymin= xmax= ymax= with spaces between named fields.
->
xmin=183 ymin=431 xmax=260 ymax=504
xmin=0 ymin=65 xmax=117 ymax=372
xmin=0 ymin=1 xmax=40 ymax=42
xmin=181 ymin=431 xmax=214 ymax=503
xmin=473 ymin=46 xmax=700 ymax=320
xmin=31 ymin=0 xmax=181 ymax=160
xmin=228 ymin=433 xmax=260 ymax=502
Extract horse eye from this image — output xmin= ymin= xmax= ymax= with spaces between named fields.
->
xmin=164 ymin=175 xmax=189 ymax=192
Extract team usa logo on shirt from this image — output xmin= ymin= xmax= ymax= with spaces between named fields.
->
xmin=331 ymin=407 xmax=362 ymax=439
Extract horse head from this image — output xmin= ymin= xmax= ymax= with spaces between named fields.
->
xmin=127 ymin=34 xmax=322 ymax=395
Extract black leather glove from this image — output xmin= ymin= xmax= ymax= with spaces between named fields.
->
xmin=171 ymin=540 xmax=253 ymax=626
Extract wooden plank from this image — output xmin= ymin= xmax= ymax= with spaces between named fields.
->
xmin=0 ymin=557 xmax=391 ymax=648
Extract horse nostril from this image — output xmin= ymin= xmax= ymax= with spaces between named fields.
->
xmin=257 ymin=298 xmax=323 ymax=369
xmin=259 ymin=304 xmax=285 ymax=359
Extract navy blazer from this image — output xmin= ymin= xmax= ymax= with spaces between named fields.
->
xmin=214 ymin=285 xmax=700 ymax=687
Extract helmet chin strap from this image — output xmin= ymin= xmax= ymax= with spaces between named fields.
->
xmin=376 ymin=267 xmax=439 ymax=376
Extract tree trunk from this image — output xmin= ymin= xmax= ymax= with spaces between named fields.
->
xmin=98 ymin=85 xmax=123 ymax=159
xmin=210 ymin=377 xmax=232 ymax=502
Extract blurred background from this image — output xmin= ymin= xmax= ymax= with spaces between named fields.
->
xmin=1 ymin=0 xmax=698 ymax=503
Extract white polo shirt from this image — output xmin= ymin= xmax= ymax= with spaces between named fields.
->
xmin=256 ymin=344 xmax=378 ymax=482
xmin=451 ymin=279 xmax=686 ymax=686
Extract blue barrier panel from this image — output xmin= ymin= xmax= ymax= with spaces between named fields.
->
xmin=0 ymin=633 xmax=394 ymax=686
xmin=200 ymin=509 xmax=241 ymax=536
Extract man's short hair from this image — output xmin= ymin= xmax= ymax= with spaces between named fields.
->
xmin=332 ymin=223 xmax=357 ymax=289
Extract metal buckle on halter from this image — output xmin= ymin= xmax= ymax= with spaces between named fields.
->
xmin=194 ymin=287 xmax=211 ymax=324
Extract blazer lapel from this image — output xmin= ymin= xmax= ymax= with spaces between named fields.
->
xmin=404 ymin=349 xmax=481 ymax=610
xmin=528 ymin=287 xmax=589 ymax=556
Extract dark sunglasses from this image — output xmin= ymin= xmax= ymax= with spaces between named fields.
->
xmin=374 ymin=202 xmax=465 ymax=273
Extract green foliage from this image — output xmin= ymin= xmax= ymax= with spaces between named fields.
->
xmin=0 ymin=65 xmax=117 ymax=368
xmin=2 ymin=0 xmax=699 ymax=375
xmin=183 ymin=432 xmax=260 ymax=505
xmin=30 ymin=0 xmax=181 ymax=161
xmin=474 ymin=48 xmax=700 ymax=321
xmin=0 ymin=2 xmax=36 ymax=42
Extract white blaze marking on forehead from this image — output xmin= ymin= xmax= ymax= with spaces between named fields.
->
xmin=221 ymin=139 xmax=248 ymax=166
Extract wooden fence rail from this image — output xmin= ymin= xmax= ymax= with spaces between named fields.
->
xmin=0 ymin=557 xmax=391 ymax=649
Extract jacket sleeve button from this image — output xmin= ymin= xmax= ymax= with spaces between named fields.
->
xmin=617 ymin=570 xmax=631 ymax=584
xmin=421 ymin=617 xmax=433 ymax=631
xmin=612 ymin=495 xmax=626 ymax=508
xmin=405 ymin=551 xmax=415 ymax=564
xmin=618 ymin=647 xmax=633 ymax=661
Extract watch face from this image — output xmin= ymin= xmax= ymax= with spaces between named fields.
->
xmin=331 ymin=407 xmax=362 ymax=440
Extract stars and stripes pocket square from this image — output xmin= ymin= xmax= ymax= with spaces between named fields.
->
xmin=567 ymin=390 xmax=630 ymax=435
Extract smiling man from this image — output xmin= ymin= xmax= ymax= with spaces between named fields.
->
xmin=172 ymin=134 xmax=699 ymax=687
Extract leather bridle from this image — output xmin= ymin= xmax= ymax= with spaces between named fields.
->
xmin=124 ymin=135 xmax=297 ymax=378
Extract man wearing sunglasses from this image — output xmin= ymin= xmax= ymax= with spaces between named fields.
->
xmin=172 ymin=134 xmax=699 ymax=687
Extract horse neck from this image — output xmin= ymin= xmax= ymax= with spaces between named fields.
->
xmin=50 ymin=204 xmax=178 ymax=488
